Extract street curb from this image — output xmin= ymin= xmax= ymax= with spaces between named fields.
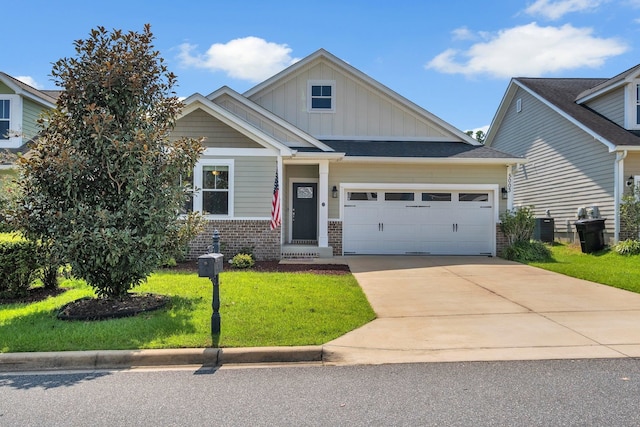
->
xmin=0 ymin=346 xmax=324 ymax=372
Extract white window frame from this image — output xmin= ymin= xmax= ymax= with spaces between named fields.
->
xmin=192 ymin=159 xmax=234 ymax=218
xmin=0 ymin=95 xmax=23 ymax=148
xmin=624 ymin=81 xmax=640 ymax=130
xmin=307 ymin=80 xmax=335 ymax=112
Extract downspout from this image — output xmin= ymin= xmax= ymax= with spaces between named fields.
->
xmin=614 ymin=150 xmax=628 ymax=242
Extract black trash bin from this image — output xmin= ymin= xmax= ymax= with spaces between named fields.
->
xmin=574 ymin=218 xmax=606 ymax=253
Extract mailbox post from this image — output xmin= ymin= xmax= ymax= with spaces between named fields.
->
xmin=198 ymin=230 xmax=223 ymax=337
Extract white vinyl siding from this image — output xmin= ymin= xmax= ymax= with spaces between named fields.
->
xmin=173 ymin=108 xmax=263 ymax=149
xmin=584 ymin=87 xmax=625 ymax=127
xmin=249 ymin=60 xmax=452 ymax=139
xmin=491 ymin=87 xmax=616 ymax=231
xmin=328 ymin=162 xmax=506 ymax=219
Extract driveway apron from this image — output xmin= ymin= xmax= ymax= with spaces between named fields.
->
xmin=323 ymin=256 xmax=640 ymax=365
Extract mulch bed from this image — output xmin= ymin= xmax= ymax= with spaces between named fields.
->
xmin=1 ymin=261 xmax=351 ymax=321
xmin=169 ymin=260 xmax=351 ymax=275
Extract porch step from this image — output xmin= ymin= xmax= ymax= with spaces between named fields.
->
xmin=281 ymin=245 xmax=333 ymax=259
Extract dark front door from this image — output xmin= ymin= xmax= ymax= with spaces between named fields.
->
xmin=292 ymin=182 xmax=318 ymax=241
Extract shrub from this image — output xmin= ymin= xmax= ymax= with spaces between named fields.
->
xmin=230 ymin=253 xmax=255 ymax=269
xmin=501 ymin=240 xmax=553 ymax=263
xmin=500 ymin=206 xmax=536 ymax=245
xmin=614 ymin=239 xmax=640 ymax=255
xmin=0 ymin=236 xmax=42 ymax=299
xmin=163 ymin=212 xmax=205 ymax=264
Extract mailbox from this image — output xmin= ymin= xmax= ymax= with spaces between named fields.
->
xmin=198 ymin=253 xmax=224 ymax=277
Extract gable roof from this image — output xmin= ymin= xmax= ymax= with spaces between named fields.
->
xmin=180 ymin=93 xmax=295 ymax=156
xmin=0 ymin=72 xmax=57 ymax=107
xmin=207 ymin=86 xmax=335 ymax=152
xmin=486 ymin=76 xmax=640 ymax=150
xmin=243 ymin=49 xmax=481 ymax=146
xmin=576 ymin=63 xmax=640 ymax=103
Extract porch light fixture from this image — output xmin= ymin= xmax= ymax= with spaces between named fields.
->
xmin=501 ymin=187 xmax=508 ymax=200
xmin=332 ymin=186 xmax=338 ymax=198
xmin=627 ymin=176 xmax=634 ymax=187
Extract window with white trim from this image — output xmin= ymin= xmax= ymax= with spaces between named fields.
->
xmin=191 ymin=160 xmax=234 ymax=216
xmin=308 ymin=80 xmax=335 ymax=112
xmin=0 ymin=95 xmax=22 ymax=147
xmin=0 ymin=100 xmax=10 ymax=139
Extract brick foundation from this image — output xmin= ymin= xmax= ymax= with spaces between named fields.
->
xmin=329 ymin=221 xmax=343 ymax=256
xmin=189 ymin=220 xmax=280 ymax=261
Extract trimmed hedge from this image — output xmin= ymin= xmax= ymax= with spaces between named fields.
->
xmin=0 ymin=235 xmax=43 ymax=299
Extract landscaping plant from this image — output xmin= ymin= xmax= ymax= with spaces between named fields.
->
xmin=499 ymin=206 xmax=552 ymax=262
xmin=16 ymin=25 xmax=203 ymax=299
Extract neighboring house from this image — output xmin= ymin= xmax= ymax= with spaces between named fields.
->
xmin=177 ymin=49 xmax=522 ymax=260
xmin=0 ymin=72 xmax=58 ymax=162
xmin=485 ymin=64 xmax=640 ymax=244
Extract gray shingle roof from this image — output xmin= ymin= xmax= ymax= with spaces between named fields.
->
xmin=516 ymin=77 xmax=640 ymax=148
xmin=293 ymin=140 xmax=521 ymax=159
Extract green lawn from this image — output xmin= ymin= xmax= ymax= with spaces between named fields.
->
xmin=0 ymin=270 xmax=375 ymax=353
xmin=529 ymin=243 xmax=640 ymax=294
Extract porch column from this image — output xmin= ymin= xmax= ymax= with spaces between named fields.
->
xmin=318 ymin=160 xmax=329 ymax=247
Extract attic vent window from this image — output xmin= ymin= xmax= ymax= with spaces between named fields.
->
xmin=308 ymin=80 xmax=335 ymax=112
xmin=516 ymin=98 xmax=522 ymax=113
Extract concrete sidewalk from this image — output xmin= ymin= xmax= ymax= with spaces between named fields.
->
xmin=323 ymin=256 xmax=640 ymax=365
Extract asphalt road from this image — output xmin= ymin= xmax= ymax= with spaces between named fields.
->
xmin=1 ymin=359 xmax=639 ymax=426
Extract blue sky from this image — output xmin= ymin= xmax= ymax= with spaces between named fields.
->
xmin=5 ymin=0 xmax=640 ymax=133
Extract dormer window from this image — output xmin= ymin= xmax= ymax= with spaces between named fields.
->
xmin=308 ymin=80 xmax=335 ymax=112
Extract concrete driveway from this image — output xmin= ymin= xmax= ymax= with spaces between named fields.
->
xmin=323 ymin=256 xmax=640 ymax=365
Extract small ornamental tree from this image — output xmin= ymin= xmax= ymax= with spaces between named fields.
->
xmin=17 ymin=25 xmax=203 ymax=298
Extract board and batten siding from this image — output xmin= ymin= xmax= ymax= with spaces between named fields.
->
xmin=491 ymin=87 xmax=616 ymax=232
xmin=327 ymin=162 xmax=507 ymax=219
xmin=249 ymin=60 xmax=451 ymax=139
xmin=201 ymin=155 xmax=276 ymax=218
xmin=173 ymin=108 xmax=263 ymax=149
xmin=585 ymin=87 xmax=625 ymax=128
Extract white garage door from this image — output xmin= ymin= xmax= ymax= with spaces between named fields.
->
xmin=343 ymin=189 xmax=495 ymax=255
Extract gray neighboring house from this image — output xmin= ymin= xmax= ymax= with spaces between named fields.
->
xmin=175 ymin=49 xmax=523 ymax=260
xmin=486 ymin=64 xmax=640 ymax=244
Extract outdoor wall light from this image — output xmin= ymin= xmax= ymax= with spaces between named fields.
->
xmin=627 ymin=176 xmax=635 ymax=187
xmin=332 ymin=185 xmax=338 ymax=198
xmin=501 ymin=187 xmax=508 ymax=199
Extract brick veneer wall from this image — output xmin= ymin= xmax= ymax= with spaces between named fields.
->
xmin=329 ymin=221 xmax=343 ymax=256
xmin=188 ymin=220 xmax=280 ymax=261
xmin=495 ymin=225 xmax=508 ymax=257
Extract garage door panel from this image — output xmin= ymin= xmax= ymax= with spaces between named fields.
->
xmin=343 ymin=189 xmax=495 ymax=255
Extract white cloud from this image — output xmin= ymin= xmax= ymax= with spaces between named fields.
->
xmin=425 ymin=23 xmax=627 ymax=78
xmin=525 ymin=0 xmax=605 ymax=20
xmin=15 ymin=76 xmax=42 ymax=89
xmin=177 ymin=36 xmax=299 ymax=82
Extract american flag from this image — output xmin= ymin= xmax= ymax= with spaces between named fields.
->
xmin=270 ymin=169 xmax=281 ymax=230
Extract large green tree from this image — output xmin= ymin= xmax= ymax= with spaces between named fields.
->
xmin=18 ymin=25 xmax=202 ymax=298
